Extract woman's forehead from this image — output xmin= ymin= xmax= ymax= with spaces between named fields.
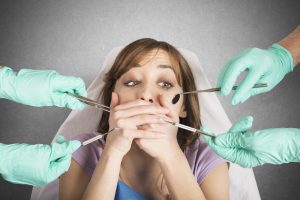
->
xmin=115 ymin=48 xmax=183 ymax=85
xmin=138 ymin=49 xmax=171 ymax=66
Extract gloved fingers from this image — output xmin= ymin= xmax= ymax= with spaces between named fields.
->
xmin=53 ymin=75 xmax=87 ymax=97
xmin=231 ymin=68 xmax=264 ymax=105
xmin=52 ymin=92 xmax=85 ymax=110
xmin=239 ymin=78 xmax=272 ymax=104
xmin=203 ymin=136 xmax=239 ymax=161
xmin=239 ymin=87 xmax=264 ymax=104
xmin=218 ymin=54 xmax=250 ymax=96
xmin=211 ymin=116 xmax=253 ymax=148
xmin=204 ymin=135 xmax=259 ymax=168
xmin=55 ymin=135 xmax=66 ymax=144
xmin=201 ymin=125 xmax=242 ymax=148
xmin=201 ymin=125 xmax=216 ymax=144
xmin=67 ymin=77 xmax=87 ymax=97
xmin=228 ymin=116 xmax=253 ymax=133
xmin=232 ymin=151 xmax=261 ymax=168
xmin=249 ymin=76 xmax=272 ymax=96
xmin=202 ymin=134 xmax=215 ymax=149
xmin=50 ymin=140 xmax=81 ymax=160
xmin=217 ymin=60 xmax=234 ymax=95
xmin=48 ymin=155 xmax=72 ymax=183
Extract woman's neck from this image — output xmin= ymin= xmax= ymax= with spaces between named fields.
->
xmin=119 ymin=142 xmax=161 ymax=188
xmin=122 ymin=142 xmax=157 ymax=173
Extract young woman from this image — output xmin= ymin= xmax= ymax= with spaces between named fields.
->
xmin=59 ymin=38 xmax=229 ymax=200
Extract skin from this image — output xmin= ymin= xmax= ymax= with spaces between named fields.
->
xmin=60 ymin=50 xmax=229 ymax=200
xmin=278 ymin=25 xmax=300 ymax=66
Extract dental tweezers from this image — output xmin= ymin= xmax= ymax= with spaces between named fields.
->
xmin=67 ymin=92 xmax=111 ymax=113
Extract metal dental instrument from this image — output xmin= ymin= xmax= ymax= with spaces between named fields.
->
xmin=163 ymin=119 xmax=216 ymax=138
xmin=67 ymin=92 xmax=111 ymax=113
xmin=82 ymin=128 xmax=119 ymax=146
xmin=172 ymin=83 xmax=268 ymax=104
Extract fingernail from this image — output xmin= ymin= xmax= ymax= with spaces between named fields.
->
xmin=157 ymin=117 xmax=165 ymax=121
xmin=232 ymin=98 xmax=239 ymax=105
xmin=56 ymin=135 xmax=65 ymax=143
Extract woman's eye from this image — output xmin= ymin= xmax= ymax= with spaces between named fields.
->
xmin=158 ymin=81 xmax=174 ymax=89
xmin=124 ymin=80 xmax=140 ymax=87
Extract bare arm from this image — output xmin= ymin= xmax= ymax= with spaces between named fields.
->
xmin=278 ymin=26 xmax=300 ymax=66
xmin=157 ymin=146 xmax=229 ymax=200
xmin=59 ymin=149 xmax=123 ymax=200
xmin=82 ymin=149 xmax=123 ymax=200
xmin=200 ymin=163 xmax=229 ymax=200
xmin=59 ymin=160 xmax=91 ymax=200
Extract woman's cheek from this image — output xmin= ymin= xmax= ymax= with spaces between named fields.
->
xmin=116 ymin=92 xmax=136 ymax=104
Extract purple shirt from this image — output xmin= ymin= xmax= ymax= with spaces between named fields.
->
xmin=73 ymin=132 xmax=226 ymax=184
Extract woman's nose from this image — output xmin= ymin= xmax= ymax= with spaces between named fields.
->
xmin=140 ymin=97 xmax=154 ymax=103
xmin=139 ymin=86 xmax=155 ymax=103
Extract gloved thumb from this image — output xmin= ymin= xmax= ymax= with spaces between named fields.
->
xmin=228 ymin=116 xmax=253 ymax=133
xmin=212 ymin=116 xmax=253 ymax=148
xmin=50 ymin=139 xmax=81 ymax=160
xmin=55 ymin=135 xmax=66 ymax=143
xmin=201 ymin=126 xmax=238 ymax=162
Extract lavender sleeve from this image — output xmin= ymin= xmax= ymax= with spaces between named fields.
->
xmin=71 ymin=133 xmax=104 ymax=177
xmin=184 ymin=139 xmax=227 ymax=184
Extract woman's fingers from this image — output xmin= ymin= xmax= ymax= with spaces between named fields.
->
xmin=113 ymin=98 xmax=152 ymax=111
xmin=110 ymin=92 xmax=119 ymax=108
xmin=113 ymin=104 xmax=169 ymax=119
xmin=118 ymin=128 xmax=166 ymax=139
xmin=116 ymin=114 xmax=166 ymax=128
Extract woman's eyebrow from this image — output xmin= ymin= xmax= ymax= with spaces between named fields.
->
xmin=157 ymin=64 xmax=173 ymax=69
xmin=133 ymin=64 xmax=172 ymax=69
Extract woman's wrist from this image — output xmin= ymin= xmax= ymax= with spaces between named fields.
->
xmin=102 ymin=147 xmax=125 ymax=162
xmin=156 ymin=143 xmax=184 ymax=166
xmin=277 ymin=26 xmax=300 ymax=66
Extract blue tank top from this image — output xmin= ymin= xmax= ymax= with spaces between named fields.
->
xmin=115 ymin=181 xmax=147 ymax=200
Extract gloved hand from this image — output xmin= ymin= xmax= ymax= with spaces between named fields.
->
xmin=218 ymin=44 xmax=294 ymax=105
xmin=0 ymin=66 xmax=86 ymax=109
xmin=203 ymin=116 xmax=300 ymax=168
xmin=0 ymin=136 xmax=81 ymax=187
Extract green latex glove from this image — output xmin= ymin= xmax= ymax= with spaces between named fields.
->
xmin=203 ymin=116 xmax=300 ymax=168
xmin=0 ymin=136 xmax=81 ymax=187
xmin=0 ymin=66 xmax=86 ymax=109
xmin=218 ymin=44 xmax=294 ymax=105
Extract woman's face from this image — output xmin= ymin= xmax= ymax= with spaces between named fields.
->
xmin=114 ymin=50 xmax=186 ymax=118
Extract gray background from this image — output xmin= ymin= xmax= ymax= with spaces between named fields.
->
xmin=0 ymin=0 xmax=299 ymax=199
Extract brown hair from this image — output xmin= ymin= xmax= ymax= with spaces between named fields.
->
xmin=98 ymin=38 xmax=201 ymax=150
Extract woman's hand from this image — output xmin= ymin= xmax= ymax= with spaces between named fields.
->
xmin=134 ymin=95 xmax=182 ymax=160
xmin=104 ymin=92 xmax=170 ymax=158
